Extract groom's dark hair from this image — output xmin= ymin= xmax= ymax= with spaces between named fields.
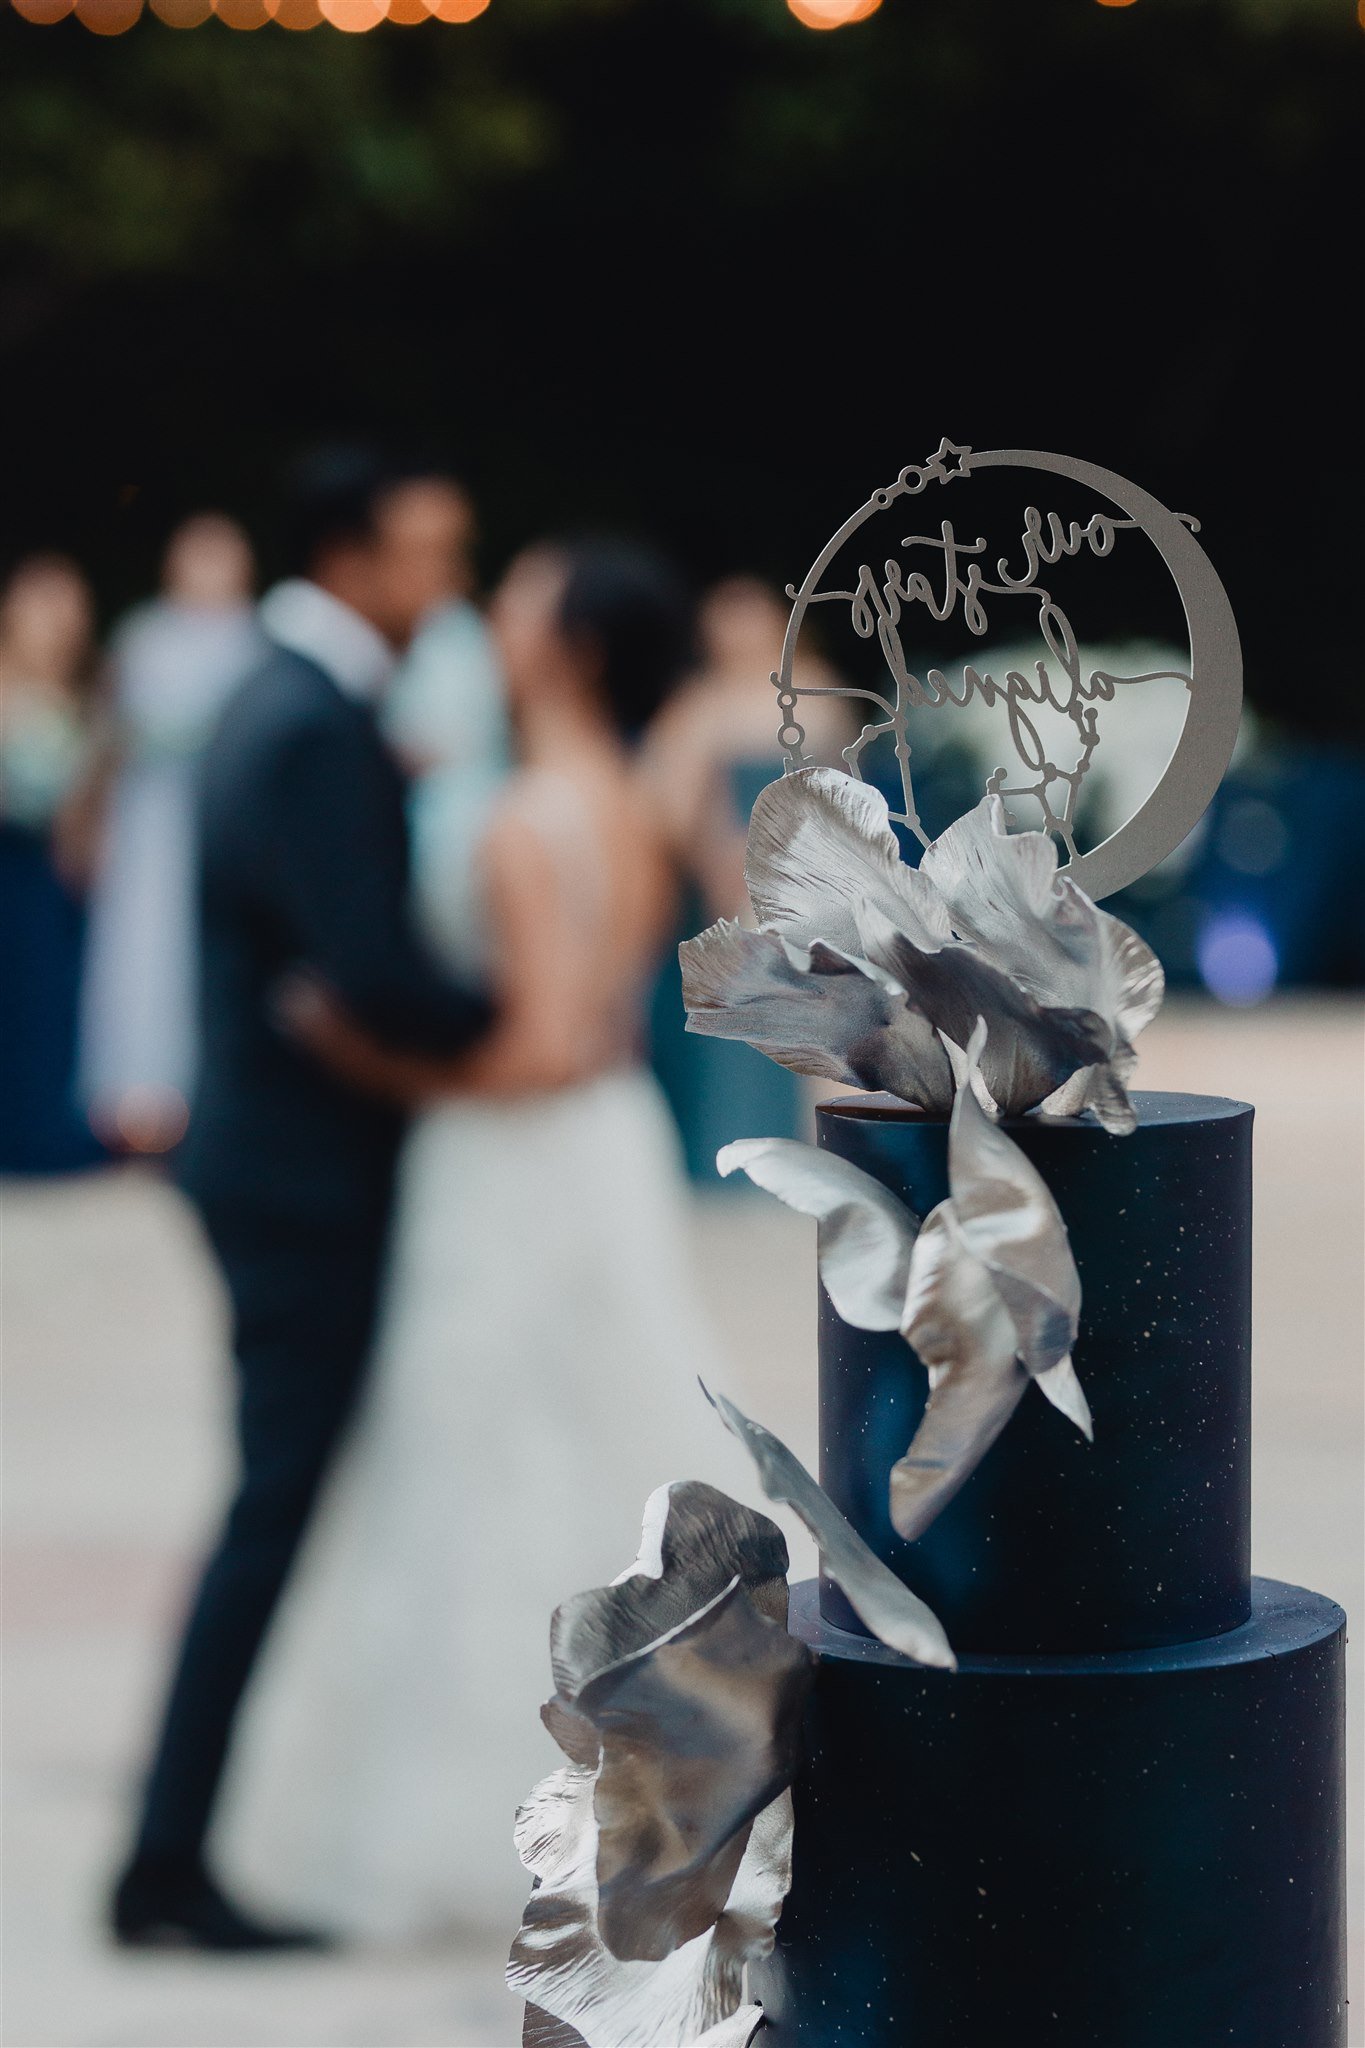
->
xmin=280 ymin=443 xmax=454 ymax=579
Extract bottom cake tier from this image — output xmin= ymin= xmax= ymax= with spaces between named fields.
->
xmin=752 ymin=1579 xmax=1346 ymax=2048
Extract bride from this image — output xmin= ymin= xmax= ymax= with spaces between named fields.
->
xmin=215 ymin=540 xmax=752 ymax=1939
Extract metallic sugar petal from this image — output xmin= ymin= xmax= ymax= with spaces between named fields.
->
xmin=537 ymin=1485 xmax=805 ymax=1971
xmin=716 ymin=1137 xmax=920 ymax=1333
xmin=946 ymin=1029 xmax=1082 ymax=1378
xmin=893 ymin=1204 xmax=1030 ymax=1540
xmin=890 ymin=1025 xmax=1091 ymax=1536
xmin=922 ymin=797 xmax=1163 ymax=1128
xmin=693 ymin=2007 xmax=766 ymax=2047
xmin=705 ymin=1385 xmax=956 ymax=1671
xmin=584 ymin=1578 xmax=813 ymax=1962
xmin=745 ymin=766 xmax=950 ymax=957
xmin=509 ymin=1764 xmax=793 ymax=2048
xmin=855 ymin=900 xmax=1111 ymax=1117
xmin=549 ymin=1482 xmax=790 ymax=1714
xmin=524 ymin=2002 xmax=591 ymax=2048
xmin=681 ymin=918 xmax=954 ymax=1111
xmin=1034 ymin=1354 xmax=1094 ymax=1440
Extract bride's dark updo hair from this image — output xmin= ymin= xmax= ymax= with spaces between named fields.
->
xmin=558 ymin=539 xmax=697 ymax=741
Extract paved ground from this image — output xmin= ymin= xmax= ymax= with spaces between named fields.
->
xmin=3 ymin=996 xmax=1361 ymax=2047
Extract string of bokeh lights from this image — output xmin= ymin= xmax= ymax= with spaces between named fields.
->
xmin=3 ymin=0 xmax=1210 ymax=43
xmin=6 ymin=0 xmax=883 ymax=29
xmin=8 ymin=0 xmax=491 ymax=28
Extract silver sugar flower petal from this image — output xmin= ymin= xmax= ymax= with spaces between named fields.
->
xmin=681 ymin=918 xmax=955 ymax=1111
xmin=922 ymin=796 xmax=1163 ymax=1130
xmin=745 ymin=767 xmax=950 ymax=956
xmin=855 ymin=900 xmax=1111 ymax=1117
xmin=893 ymin=1204 xmax=1030 ymax=1541
xmin=704 ymin=1384 xmax=957 ymax=1671
xmin=716 ymin=1137 xmax=920 ymax=1332
xmin=528 ymin=1485 xmax=808 ymax=1985
xmin=946 ymin=1024 xmax=1082 ymax=1378
xmin=551 ymin=1483 xmax=790 ymax=1708
xmin=582 ymin=1579 xmax=812 ymax=1963
xmin=509 ymin=1761 xmax=794 ymax=2048
xmin=692 ymin=2006 xmax=767 ymax=2047
xmin=891 ymin=1022 xmax=1090 ymax=1537
xmin=1033 ymin=1354 xmax=1094 ymax=1438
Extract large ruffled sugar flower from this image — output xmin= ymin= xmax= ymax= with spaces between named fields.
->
xmin=681 ymin=767 xmax=1163 ymax=1133
xmin=509 ymin=1471 xmax=954 ymax=2046
xmin=719 ymin=1022 xmax=1091 ymax=1540
xmin=508 ymin=1483 xmax=807 ymax=2048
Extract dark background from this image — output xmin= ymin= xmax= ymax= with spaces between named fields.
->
xmin=1 ymin=0 xmax=1360 ymax=738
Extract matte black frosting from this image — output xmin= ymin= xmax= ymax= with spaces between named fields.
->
xmin=816 ymin=1091 xmax=1253 ymax=1654
xmin=753 ymin=1578 xmax=1347 ymax=2048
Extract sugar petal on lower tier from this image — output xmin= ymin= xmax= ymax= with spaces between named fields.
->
xmin=583 ymin=1579 xmax=812 ymax=1962
xmin=704 ymin=1384 xmax=956 ymax=1671
xmin=509 ymin=1763 xmax=793 ymax=2048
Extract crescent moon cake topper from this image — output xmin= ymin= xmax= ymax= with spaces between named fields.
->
xmin=773 ymin=442 xmax=1243 ymax=902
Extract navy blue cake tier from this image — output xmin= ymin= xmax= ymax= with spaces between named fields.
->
xmin=817 ymin=1091 xmax=1253 ymax=1654
xmin=752 ymin=1578 xmax=1347 ymax=2048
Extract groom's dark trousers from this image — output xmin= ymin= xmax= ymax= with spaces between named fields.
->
xmin=131 ymin=645 xmax=490 ymax=1877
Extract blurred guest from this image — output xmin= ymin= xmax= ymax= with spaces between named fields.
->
xmin=643 ymin=573 xmax=851 ymax=915
xmin=78 ymin=515 xmax=264 ymax=1155
xmin=0 ymin=555 xmax=105 ymax=1174
xmin=216 ymin=540 xmax=751 ymax=1939
xmin=380 ymin=477 xmax=513 ymax=972
xmin=641 ymin=575 xmax=853 ymax=1180
xmin=110 ymin=451 xmax=494 ymax=1951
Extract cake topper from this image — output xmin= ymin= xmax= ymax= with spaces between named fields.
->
xmin=774 ymin=444 xmax=1242 ymax=901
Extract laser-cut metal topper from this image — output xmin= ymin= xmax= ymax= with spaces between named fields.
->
xmin=773 ymin=442 xmax=1242 ymax=902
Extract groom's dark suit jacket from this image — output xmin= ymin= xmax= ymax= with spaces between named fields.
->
xmin=178 ymin=644 xmax=490 ymax=1227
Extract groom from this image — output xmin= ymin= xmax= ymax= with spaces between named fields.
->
xmin=112 ymin=450 xmax=493 ymax=1949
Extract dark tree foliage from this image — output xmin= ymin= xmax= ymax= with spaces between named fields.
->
xmin=0 ymin=0 xmax=1359 ymax=736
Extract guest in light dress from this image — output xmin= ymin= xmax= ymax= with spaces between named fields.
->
xmin=78 ymin=514 xmax=263 ymax=1154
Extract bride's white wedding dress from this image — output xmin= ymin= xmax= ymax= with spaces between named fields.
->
xmin=215 ymin=770 xmax=751 ymax=1939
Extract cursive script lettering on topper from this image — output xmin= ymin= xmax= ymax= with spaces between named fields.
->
xmin=774 ymin=443 xmax=1242 ymax=902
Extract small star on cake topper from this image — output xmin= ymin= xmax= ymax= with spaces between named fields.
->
xmin=921 ymin=437 xmax=973 ymax=484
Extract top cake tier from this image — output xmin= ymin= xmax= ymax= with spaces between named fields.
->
xmin=816 ymin=1091 xmax=1253 ymax=1656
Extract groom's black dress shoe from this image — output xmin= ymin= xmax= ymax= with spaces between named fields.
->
xmin=111 ymin=1861 xmax=335 ymax=1953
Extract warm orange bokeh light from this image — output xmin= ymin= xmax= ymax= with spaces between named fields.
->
xmin=212 ymin=0 xmax=271 ymax=22
xmin=74 ymin=0 xmax=142 ymax=28
xmin=317 ymin=0 xmax=384 ymax=27
xmin=265 ymin=0 xmax=323 ymax=23
xmin=787 ymin=0 xmax=880 ymax=25
xmin=428 ymin=0 xmax=489 ymax=19
xmin=1095 ymin=0 xmax=1141 ymax=8
xmin=10 ymin=0 xmax=77 ymax=20
xmin=150 ymin=0 xmax=214 ymax=23
xmin=385 ymin=0 xmax=433 ymax=22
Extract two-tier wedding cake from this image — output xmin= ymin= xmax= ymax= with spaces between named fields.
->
xmin=506 ymin=447 xmax=1347 ymax=2048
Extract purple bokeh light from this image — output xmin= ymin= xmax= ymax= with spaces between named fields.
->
xmin=1196 ymin=910 xmax=1279 ymax=1007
